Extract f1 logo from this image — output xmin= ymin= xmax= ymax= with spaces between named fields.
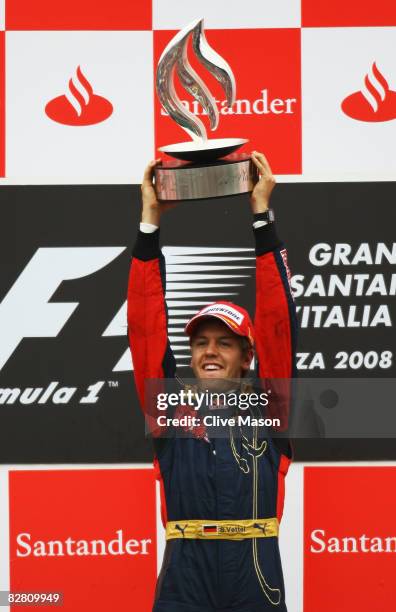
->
xmin=0 ymin=247 xmax=125 ymax=370
xmin=0 ymin=245 xmax=253 ymax=373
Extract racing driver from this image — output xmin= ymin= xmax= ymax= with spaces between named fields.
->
xmin=127 ymin=151 xmax=297 ymax=612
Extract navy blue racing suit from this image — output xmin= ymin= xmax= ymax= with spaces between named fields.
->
xmin=128 ymin=220 xmax=297 ymax=611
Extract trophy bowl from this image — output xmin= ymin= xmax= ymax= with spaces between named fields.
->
xmin=159 ymin=137 xmax=248 ymax=163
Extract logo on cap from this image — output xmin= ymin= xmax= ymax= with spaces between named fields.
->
xmin=198 ymin=303 xmax=245 ymax=325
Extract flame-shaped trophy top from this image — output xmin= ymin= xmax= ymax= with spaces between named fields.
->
xmin=156 ymin=17 xmax=247 ymax=162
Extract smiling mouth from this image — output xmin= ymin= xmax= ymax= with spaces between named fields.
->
xmin=202 ymin=364 xmax=223 ymax=371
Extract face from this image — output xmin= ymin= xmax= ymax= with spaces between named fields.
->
xmin=190 ymin=319 xmax=253 ymax=381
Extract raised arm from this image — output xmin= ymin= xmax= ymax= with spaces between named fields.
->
xmin=127 ymin=160 xmax=176 ymax=413
xmin=250 ymin=152 xmax=298 ymax=432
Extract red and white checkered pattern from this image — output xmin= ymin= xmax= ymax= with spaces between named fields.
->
xmin=2 ymin=463 xmax=396 ymax=612
xmin=0 ymin=463 xmax=303 ymax=612
xmin=0 ymin=1 xmax=395 ymax=183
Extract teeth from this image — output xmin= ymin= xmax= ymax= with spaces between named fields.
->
xmin=204 ymin=364 xmax=221 ymax=370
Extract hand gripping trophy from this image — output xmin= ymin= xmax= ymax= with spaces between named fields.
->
xmin=154 ymin=18 xmax=259 ymax=201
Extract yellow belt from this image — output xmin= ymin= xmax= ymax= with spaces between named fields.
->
xmin=166 ymin=518 xmax=279 ymax=540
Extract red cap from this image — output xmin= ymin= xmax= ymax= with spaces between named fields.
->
xmin=184 ymin=301 xmax=254 ymax=347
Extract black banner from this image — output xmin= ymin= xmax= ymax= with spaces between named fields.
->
xmin=1 ymin=183 xmax=395 ymax=461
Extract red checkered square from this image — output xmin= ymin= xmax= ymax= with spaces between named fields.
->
xmin=5 ymin=0 xmax=152 ymax=30
xmin=304 ymin=467 xmax=396 ymax=611
xmin=154 ymin=28 xmax=302 ymax=175
xmin=302 ymin=0 xmax=396 ymax=27
xmin=9 ymin=469 xmax=157 ymax=612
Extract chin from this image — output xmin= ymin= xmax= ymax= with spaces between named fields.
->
xmin=196 ymin=376 xmax=237 ymax=393
xmin=197 ymin=369 xmax=227 ymax=379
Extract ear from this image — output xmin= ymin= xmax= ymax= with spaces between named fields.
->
xmin=241 ymin=348 xmax=254 ymax=372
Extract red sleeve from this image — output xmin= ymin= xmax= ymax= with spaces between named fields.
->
xmin=254 ymin=224 xmax=297 ymax=433
xmin=255 ymin=248 xmax=296 ymax=379
xmin=127 ymin=230 xmax=176 ymax=434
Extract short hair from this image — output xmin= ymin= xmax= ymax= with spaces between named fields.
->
xmin=189 ymin=319 xmax=252 ymax=355
xmin=237 ymin=335 xmax=252 ymax=357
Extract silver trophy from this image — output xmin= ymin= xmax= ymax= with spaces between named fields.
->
xmin=154 ymin=18 xmax=258 ymax=201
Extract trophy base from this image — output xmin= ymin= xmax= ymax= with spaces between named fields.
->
xmin=154 ymin=153 xmax=258 ymax=201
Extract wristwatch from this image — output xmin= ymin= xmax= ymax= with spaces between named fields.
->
xmin=254 ymin=209 xmax=275 ymax=224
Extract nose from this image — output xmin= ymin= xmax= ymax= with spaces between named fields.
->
xmin=204 ymin=339 xmax=218 ymax=356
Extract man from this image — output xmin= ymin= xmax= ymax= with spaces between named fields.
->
xmin=128 ymin=151 xmax=297 ymax=612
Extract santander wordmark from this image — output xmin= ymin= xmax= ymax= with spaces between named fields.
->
xmin=16 ymin=530 xmax=152 ymax=558
xmin=160 ymin=89 xmax=297 ymax=117
xmin=310 ymin=529 xmax=396 ymax=554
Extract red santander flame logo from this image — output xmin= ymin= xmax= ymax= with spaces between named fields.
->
xmin=341 ymin=62 xmax=396 ymax=122
xmin=45 ymin=66 xmax=113 ymax=126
